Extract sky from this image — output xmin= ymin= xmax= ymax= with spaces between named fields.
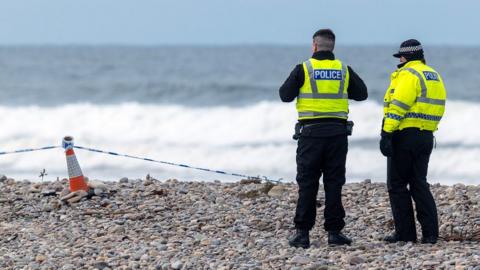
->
xmin=0 ymin=0 xmax=478 ymax=46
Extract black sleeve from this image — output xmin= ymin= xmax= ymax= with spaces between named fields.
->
xmin=346 ymin=66 xmax=368 ymax=101
xmin=279 ymin=64 xmax=304 ymax=102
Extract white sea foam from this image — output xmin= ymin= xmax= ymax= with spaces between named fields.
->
xmin=0 ymin=100 xmax=478 ymax=184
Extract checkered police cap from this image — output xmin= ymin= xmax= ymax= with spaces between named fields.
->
xmin=393 ymin=39 xmax=424 ymax=58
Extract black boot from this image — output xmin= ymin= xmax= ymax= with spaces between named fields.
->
xmin=421 ymin=236 xmax=437 ymax=244
xmin=328 ymin=231 xmax=352 ymax=246
xmin=288 ymin=229 xmax=310 ymax=249
xmin=383 ymin=233 xmax=401 ymax=243
xmin=384 ymin=233 xmax=416 ymax=243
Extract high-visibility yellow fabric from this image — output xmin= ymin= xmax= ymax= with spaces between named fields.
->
xmin=296 ymin=59 xmax=349 ymax=120
xmin=383 ymin=60 xmax=446 ymax=132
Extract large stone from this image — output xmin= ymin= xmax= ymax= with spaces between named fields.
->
xmin=348 ymin=255 xmax=366 ymax=265
xmin=88 ymin=180 xmax=107 ymax=192
xmin=29 ymin=187 xmax=41 ymax=193
xmin=423 ymin=261 xmax=440 ymax=266
xmin=41 ymin=189 xmax=57 ymax=196
xmin=289 ymin=255 xmax=311 ymax=264
xmin=92 ymin=262 xmax=111 ymax=270
xmin=171 ymin=261 xmax=183 ymax=269
xmin=268 ymin=185 xmax=287 ymax=198
xmin=60 ymin=190 xmax=88 ymax=204
xmin=35 ymin=254 xmax=46 ymax=263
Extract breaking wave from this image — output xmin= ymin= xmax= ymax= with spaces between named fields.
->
xmin=0 ymin=100 xmax=478 ymax=184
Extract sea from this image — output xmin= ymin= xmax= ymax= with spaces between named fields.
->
xmin=0 ymin=45 xmax=479 ymax=185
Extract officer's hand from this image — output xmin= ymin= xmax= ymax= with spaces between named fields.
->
xmin=379 ymin=131 xmax=393 ymax=157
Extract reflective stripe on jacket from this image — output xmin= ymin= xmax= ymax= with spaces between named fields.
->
xmin=383 ymin=60 xmax=446 ymax=132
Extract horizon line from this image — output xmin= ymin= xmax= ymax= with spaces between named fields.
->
xmin=0 ymin=42 xmax=479 ymax=48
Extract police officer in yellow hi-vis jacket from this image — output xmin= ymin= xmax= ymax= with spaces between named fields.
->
xmin=280 ymin=29 xmax=367 ymax=248
xmin=380 ymin=39 xmax=446 ymax=244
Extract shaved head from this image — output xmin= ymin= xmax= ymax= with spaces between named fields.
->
xmin=312 ymin=29 xmax=335 ymax=52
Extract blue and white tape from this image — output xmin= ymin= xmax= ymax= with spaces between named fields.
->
xmin=0 ymin=146 xmax=60 ymax=155
xmin=73 ymin=145 xmax=282 ymax=183
xmin=0 ymin=144 xmax=282 ymax=183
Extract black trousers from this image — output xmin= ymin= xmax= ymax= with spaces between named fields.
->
xmin=294 ymin=134 xmax=347 ymax=232
xmin=387 ymin=128 xmax=438 ymax=241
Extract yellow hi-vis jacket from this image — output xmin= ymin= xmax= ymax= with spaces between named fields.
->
xmin=296 ymin=58 xmax=349 ymax=120
xmin=383 ymin=60 xmax=447 ymax=132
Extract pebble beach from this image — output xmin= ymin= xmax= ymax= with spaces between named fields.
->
xmin=1 ymin=175 xmax=479 ymax=270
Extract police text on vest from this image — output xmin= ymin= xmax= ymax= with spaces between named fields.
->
xmin=313 ymin=69 xmax=343 ymax=80
xmin=423 ymin=71 xmax=439 ymax=81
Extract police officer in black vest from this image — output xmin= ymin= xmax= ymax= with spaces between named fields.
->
xmin=279 ymin=29 xmax=367 ymax=248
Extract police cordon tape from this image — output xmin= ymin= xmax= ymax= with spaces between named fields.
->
xmin=0 ymin=141 xmax=282 ymax=184
xmin=72 ymin=145 xmax=282 ymax=183
xmin=0 ymin=146 xmax=61 ymax=155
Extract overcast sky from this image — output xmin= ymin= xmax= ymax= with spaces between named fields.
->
xmin=0 ymin=0 xmax=478 ymax=46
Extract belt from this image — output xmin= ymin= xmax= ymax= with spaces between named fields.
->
xmin=302 ymin=122 xmax=345 ymax=128
xmin=397 ymin=127 xmax=433 ymax=134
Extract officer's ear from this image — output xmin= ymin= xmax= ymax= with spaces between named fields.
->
xmin=312 ymin=42 xmax=317 ymax=53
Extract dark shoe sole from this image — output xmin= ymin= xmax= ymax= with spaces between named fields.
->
xmin=384 ymin=239 xmax=417 ymax=243
xmin=328 ymin=241 xmax=351 ymax=246
xmin=383 ymin=239 xmax=399 ymax=243
xmin=421 ymin=240 xmax=437 ymax=244
xmin=289 ymin=242 xmax=310 ymax=249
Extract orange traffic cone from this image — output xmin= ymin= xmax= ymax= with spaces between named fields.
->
xmin=62 ymin=136 xmax=89 ymax=192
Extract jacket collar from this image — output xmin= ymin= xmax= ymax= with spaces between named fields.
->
xmin=312 ymin=51 xmax=335 ymax=60
xmin=398 ymin=60 xmax=423 ymax=69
